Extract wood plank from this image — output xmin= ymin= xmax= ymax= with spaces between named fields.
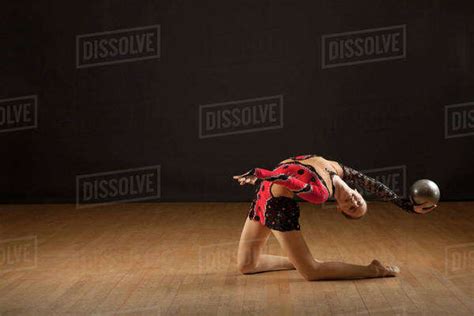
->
xmin=0 ymin=202 xmax=472 ymax=315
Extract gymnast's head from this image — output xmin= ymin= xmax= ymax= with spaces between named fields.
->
xmin=336 ymin=187 xmax=367 ymax=219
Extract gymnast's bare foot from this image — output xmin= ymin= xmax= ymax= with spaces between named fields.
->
xmin=368 ymin=259 xmax=400 ymax=277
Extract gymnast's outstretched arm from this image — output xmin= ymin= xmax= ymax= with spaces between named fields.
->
xmin=338 ymin=164 xmax=417 ymax=213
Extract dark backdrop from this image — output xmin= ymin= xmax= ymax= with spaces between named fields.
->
xmin=1 ymin=0 xmax=473 ymax=203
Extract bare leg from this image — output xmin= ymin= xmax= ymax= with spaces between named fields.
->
xmin=271 ymin=229 xmax=399 ymax=281
xmin=237 ymin=217 xmax=295 ymax=274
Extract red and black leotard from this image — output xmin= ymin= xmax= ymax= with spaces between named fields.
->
xmin=244 ymin=155 xmax=331 ymax=231
xmin=244 ymin=154 xmax=416 ymax=232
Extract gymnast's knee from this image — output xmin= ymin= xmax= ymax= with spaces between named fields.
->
xmin=237 ymin=260 xmax=257 ymax=274
xmin=237 ymin=250 xmax=259 ymax=274
xmin=296 ymin=262 xmax=323 ymax=281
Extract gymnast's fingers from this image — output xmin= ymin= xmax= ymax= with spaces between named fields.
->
xmin=420 ymin=201 xmax=434 ymax=208
xmin=423 ymin=204 xmax=437 ymax=211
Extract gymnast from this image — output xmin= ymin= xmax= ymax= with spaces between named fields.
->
xmin=233 ymin=154 xmax=437 ymax=281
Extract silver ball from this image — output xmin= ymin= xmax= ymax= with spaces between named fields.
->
xmin=409 ymin=179 xmax=440 ymax=206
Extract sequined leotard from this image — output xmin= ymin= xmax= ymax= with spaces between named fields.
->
xmin=243 ymin=154 xmax=415 ymax=232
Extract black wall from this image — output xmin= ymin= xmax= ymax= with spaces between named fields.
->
xmin=1 ymin=0 xmax=473 ymax=203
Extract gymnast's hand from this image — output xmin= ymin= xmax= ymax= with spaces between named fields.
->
xmin=233 ymin=173 xmax=258 ymax=186
xmin=413 ymin=202 xmax=437 ymax=214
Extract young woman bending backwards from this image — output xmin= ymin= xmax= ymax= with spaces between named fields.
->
xmin=233 ymin=154 xmax=437 ymax=281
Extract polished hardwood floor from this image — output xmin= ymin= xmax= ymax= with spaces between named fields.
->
xmin=0 ymin=201 xmax=473 ymax=315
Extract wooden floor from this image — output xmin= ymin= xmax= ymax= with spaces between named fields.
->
xmin=0 ymin=201 xmax=473 ymax=315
